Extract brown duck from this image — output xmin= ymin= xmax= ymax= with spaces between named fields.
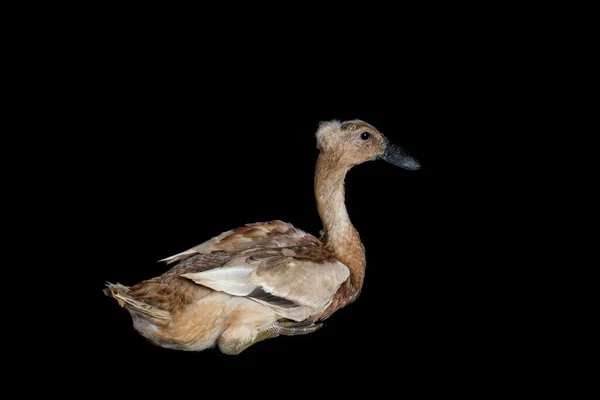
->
xmin=105 ymin=119 xmax=420 ymax=354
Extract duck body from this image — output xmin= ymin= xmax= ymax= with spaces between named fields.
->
xmin=106 ymin=220 xmax=348 ymax=354
xmin=105 ymin=120 xmax=420 ymax=354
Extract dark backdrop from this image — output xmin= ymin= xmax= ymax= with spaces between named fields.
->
xmin=78 ymin=95 xmax=480 ymax=377
xmin=65 ymin=28 xmax=504 ymax=391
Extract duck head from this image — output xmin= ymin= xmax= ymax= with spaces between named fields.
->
xmin=315 ymin=119 xmax=420 ymax=170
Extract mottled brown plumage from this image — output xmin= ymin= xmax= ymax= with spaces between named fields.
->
xmin=105 ymin=119 xmax=419 ymax=354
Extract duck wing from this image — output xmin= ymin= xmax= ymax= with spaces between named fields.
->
xmin=160 ymin=220 xmax=315 ymax=264
xmin=163 ymin=220 xmax=350 ymax=321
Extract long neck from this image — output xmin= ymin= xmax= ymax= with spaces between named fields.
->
xmin=315 ymin=154 xmax=366 ymax=296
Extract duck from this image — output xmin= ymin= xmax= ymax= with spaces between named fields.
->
xmin=104 ymin=119 xmax=420 ymax=355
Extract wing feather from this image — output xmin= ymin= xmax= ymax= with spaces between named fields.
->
xmin=169 ymin=221 xmax=350 ymax=321
xmin=160 ymin=220 xmax=313 ymax=264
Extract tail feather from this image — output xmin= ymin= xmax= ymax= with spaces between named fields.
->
xmin=104 ymin=282 xmax=170 ymax=320
xmin=103 ymin=282 xmax=130 ymax=307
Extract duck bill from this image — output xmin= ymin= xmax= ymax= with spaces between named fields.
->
xmin=380 ymin=139 xmax=420 ymax=171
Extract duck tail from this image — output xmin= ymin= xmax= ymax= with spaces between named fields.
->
xmin=104 ymin=282 xmax=170 ymax=320
xmin=103 ymin=282 xmax=130 ymax=307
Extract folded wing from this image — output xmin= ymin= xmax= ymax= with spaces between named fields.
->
xmin=170 ymin=221 xmax=349 ymax=321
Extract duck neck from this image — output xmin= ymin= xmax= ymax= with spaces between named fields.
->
xmin=315 ymin=154 xmax=366 ymax=296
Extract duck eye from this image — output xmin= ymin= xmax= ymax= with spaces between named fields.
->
xmin=360 ymin=132 xmax=371 ymax=140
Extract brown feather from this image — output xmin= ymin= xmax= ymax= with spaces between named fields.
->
xmin=105 ymin=119 xmax=407 ymax=353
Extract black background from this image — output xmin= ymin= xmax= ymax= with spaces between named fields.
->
xmin=78 ymin=91 xmax=488 ymax=384
xmin=56 ymin=14 xmax=522 ymax=392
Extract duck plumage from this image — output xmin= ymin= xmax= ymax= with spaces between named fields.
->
xmin=105 ymin=119 xmax=419 ymax=354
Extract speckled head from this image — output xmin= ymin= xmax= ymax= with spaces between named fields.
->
xmin=315 ymin=119 xmax=420 ymax=170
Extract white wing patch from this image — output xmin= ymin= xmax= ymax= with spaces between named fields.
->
xmin=181 ymin=265 xmax=257 ymax=297
xmin=180 ymin=249 xmax=350 ymax=321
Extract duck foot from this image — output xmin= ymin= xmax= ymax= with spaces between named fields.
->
xmin=273 ymin=321 xmax=323 ymax=336
xmin=219 ymin=321 xmax=323 ymax=355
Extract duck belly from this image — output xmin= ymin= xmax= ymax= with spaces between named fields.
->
xmin=132 ymin=291 xmax=230 ymax=351
xmin=131 ymin=291 xmax=278 ymax=353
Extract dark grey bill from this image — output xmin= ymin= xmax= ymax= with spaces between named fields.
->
xmin=380 ymin=140 xmax=420 ymax=170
